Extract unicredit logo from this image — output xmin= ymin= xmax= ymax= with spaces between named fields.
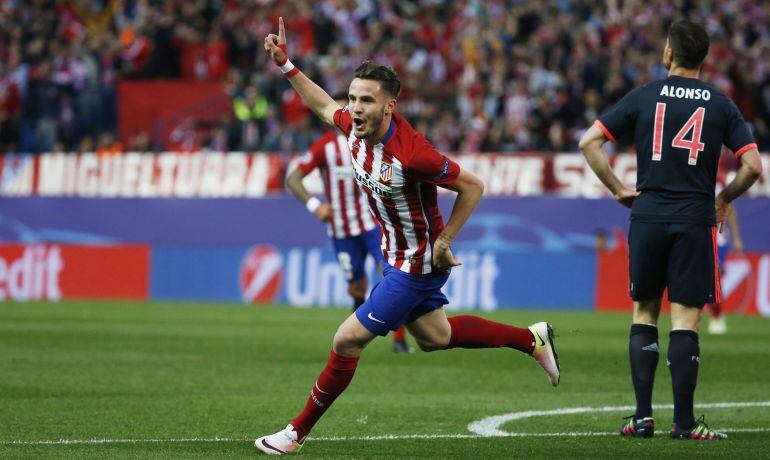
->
xmin=0 ymin=245 xmax=63 ymax=301
xmin=239 ymin=245 xmax=283 ymax=303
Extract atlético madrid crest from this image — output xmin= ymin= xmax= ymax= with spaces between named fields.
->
xmin=379 ymin=162 xmax=393 ymax=183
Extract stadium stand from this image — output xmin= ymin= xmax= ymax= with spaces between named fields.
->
xmin=0 ymin=0 xmax=767 ymax=154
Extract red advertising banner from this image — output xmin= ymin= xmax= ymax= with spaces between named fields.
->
xmin=2 ymin=152 xmax=768 ymax=198
xmin=596 ymin=251 xmax=770 ymax=316
xmin=117 ymin=81 xmax=230 ymax=147
xmin=0 ymin=244 xmax=150 ymax=301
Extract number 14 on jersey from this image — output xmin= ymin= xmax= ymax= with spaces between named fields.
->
xmin=653 ymin=103 xmax=706 ymax=165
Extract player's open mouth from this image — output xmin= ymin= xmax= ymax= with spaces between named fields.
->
xmin=353 ymin=117 xmax=365 ymax=129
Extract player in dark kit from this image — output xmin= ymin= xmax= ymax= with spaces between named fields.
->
xmin=580 ymin=20 xmax=762 ymax=441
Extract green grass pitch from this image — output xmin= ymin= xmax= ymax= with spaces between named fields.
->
xmin=1 ymin=301 xmax=769 ymax=459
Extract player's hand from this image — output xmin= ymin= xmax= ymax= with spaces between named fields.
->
xmin=264 ymin=17 xmax=287 ymax=65
xmin=314 ymin=203 xmax=331 ymax=222
xmin=715 ymin=196 xmax=731 ymax=233
xmin=614 ymin=187 xmax=641 ymax=208
xmin=432 ymin=243 xmax=462 ymax=274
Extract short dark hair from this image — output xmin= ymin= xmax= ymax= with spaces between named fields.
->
xmin=667 ymin=20 xmax=709 ymax=70
xmin=352 ymin=61 xmax=401 ymax=98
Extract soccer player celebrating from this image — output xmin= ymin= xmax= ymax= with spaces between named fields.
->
xmin=285 ymin=97 xmax=413 ymax=353
xmin=256 ymin=18 xmax=560 ymax=455
xmin=580 ymin=20 xmax=762 ymax=440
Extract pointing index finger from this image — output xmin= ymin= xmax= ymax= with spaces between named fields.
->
xmin=278 ymin=17 xmax=286 ymax=43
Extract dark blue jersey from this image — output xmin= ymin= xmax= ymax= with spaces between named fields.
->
xmin=597 ymin=75 xmax=756 ymax=225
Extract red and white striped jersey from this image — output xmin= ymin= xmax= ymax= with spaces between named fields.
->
xmin=296 ymin=131 xmax=377 ymax=238
xmin=334 ymin=107 xmax=461 ymax=275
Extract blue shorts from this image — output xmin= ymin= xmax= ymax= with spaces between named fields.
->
xmin=355 ymin=263 xmax=450 ymax=336
xmin=332 ymin=228 xmax=382 ymax=283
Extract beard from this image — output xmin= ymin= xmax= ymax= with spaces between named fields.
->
xmin=354 ymin=108 xmax=386 ymax=139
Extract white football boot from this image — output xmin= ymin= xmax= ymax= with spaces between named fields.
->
xmin=255 ymin=424 xmax=303 ymax=455
xmin=708 ymin=315 xmax=727 ymax=335
xmin=528 ymin=322 xmax=560 ymax=387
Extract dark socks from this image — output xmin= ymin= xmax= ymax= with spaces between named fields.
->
xmin=668 ymin=329 xmax=700 ymax=429
xmin=629 ymin=323 xmax=659 ymax=419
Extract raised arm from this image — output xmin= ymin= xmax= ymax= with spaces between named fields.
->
xmin=579 ymin=123 xmax=640 ymax=207
xmin=264 ymin=17 xmax=341 ymax=125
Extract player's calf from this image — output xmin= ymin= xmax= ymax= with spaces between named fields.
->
xmin=413 ymin=335 xmax=449 ymax=352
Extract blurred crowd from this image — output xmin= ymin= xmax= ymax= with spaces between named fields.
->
xmin=0 ymin=0 xmax=768 ymax=154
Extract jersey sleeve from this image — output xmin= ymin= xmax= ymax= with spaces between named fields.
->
xmin=333 ymin=106 xmax=353 ymax=136
xmin=295 ymin=135 xmax=328 ymax=175
xmin=407 ymin=133 xmax=461 ymax=186
xmin=596 ymin=88 xmax=641 ymax=143
xmin=723 ymin=100 xmax=757 ymax=157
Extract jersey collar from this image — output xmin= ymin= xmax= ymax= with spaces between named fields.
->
xmin=381 ymin=118 xmax=396 ymax=145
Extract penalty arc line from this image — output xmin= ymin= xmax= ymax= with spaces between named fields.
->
xmin=4 ymin=401 xmax=769 ymax=446
xmin=467 ymin=401 xmax=770 ymax=436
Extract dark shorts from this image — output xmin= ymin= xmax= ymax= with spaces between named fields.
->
xmin=332 ymin=228 xmax=382 ymax=283
xmin=628 ymin=222 xmax=722 ymax=307
xmin=355 ymin=263 xmax=450 ymax=336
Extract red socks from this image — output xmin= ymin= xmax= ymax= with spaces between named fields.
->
xmin=447 ymin=315 xmax=535 ymax=354
xmin=393 ymin=325 xmax=406 ymax=341
xmin=291 ymin=350 xmax=359 ymax=442
xmin=290 ymin=317 xmax=531 ymax=440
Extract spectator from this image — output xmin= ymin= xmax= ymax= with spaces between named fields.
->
xmin=232 ymin=85 xmax=268 ymax=151
xmin=0 ymin=1 xmax=768 ymax=153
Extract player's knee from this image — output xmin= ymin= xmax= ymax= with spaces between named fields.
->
xmin=332 ymin=328 xmax=367 ymax=355
xmin=633 ymin=300 xmax=661 ymax=324
xmin=671 ymin=315 xmax=700 ymax=332
xmin=670 ymin=303 xmax=702 ymax=331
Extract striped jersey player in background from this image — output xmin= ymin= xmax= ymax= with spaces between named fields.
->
xmin=256 ymin=17 xmax=561 ymax=455
xmin=285 ymin=94 xmax=413 ymax=354
xmin=705 ymin=155 xmax=746 ymax=335
xmin=580 ymin=20 xmax=762 ymax=441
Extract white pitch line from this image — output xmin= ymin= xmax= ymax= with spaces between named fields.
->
xmin=4 ymin=401 xmax=769 ymax=447
xmin=3 ymin=437 xmax=246 ymax=446
xmin=4 ymin=428 xmax=769 ymax=446
xmin=468 ymin=401 xmax=770 ymax=436
xmin=314 ymin=427 xmax=770 ymax=440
